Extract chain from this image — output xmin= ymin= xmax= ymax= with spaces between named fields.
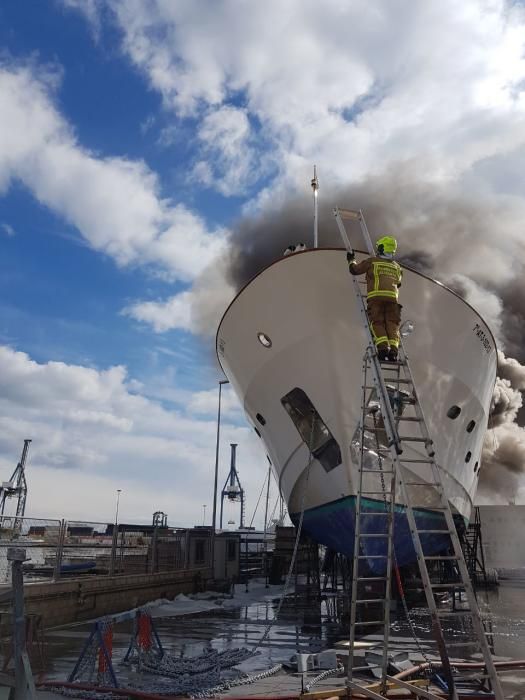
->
xmin=191 ymin=663 xmax=283 ymax=698
xmin=304 ymin=664 xmax=344 ymax=692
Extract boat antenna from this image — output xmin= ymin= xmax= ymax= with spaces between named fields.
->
xmin=311 ymin=165 xmax=319 ymax=248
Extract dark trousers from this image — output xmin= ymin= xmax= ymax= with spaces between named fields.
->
xmin=367 ymin=299 xmax=402 ymax=350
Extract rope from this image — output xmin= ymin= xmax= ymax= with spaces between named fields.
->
xmin=249 ymin=471 xmax=269 ymax=527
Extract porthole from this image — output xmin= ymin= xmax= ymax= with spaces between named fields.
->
xmin=256 ymin=413 xmax=266 ymax=426
xmin=254 ymin=426 xmax=261 ymax=438
xmin=257 ymin=332 xmax=272 ymax=348
xmin=466 ymin=420 xmax=476 ymax=433
xmin=465 ymin=451 xmax=472 ymax=463
xmin=447 ymin=405 xmax=461 ymax=419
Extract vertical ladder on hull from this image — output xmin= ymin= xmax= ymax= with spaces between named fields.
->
xmin=333 ymin=207 xmax=503 ymax=700
xmin=348 ymin=350 xmax=397 ymax=691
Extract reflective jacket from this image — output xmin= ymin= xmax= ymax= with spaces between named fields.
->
xmin=349 ymin=255 xmax=402 ymax=301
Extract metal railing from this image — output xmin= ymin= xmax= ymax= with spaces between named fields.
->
xmin=0 ymin=517 xmax=213 ymax=584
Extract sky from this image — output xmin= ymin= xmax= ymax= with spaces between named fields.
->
xmin=0 ymin=0 xmax=525 ymax=525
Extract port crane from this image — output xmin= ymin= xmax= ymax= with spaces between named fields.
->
xmin=0 ymin=439 xmax=31 ymax=528
xmin=219 ymin=443 xmax=245 ymax=529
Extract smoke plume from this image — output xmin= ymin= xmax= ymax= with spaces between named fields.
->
xmin=204 ymin=166 xmax=525 ymax=501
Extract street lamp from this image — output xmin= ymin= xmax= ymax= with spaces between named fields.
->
xmin=212 ymin=379 xmax=229 ymax=533
xmin=115 ymin=489 xmax=122 ymax=528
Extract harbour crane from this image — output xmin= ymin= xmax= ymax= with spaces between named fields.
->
xmin=0 ymin=439 xmax=31 ymax=529
xmin=219 ymin=444 xmax=245 ymax=529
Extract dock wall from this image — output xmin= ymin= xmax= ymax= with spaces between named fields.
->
xmin=7 ymin=566 xmax=214 ymax=631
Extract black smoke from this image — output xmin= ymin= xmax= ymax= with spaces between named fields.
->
xmin=219 ymin=168 xmax=525 ymax=501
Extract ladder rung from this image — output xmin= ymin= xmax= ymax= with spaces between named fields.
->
xmin=384 ymin=378 xmax=412 ymax=384
xmin=379 ymin=361 xmax=406 ymax=367
xmin=416 ymin=529 xmax=450 ymax=534
xmin=430 ymin=582 xmax=465 ymax=589
xmin=399 ymin=436 xmax=432 ymax=443
xmin=436 ymin=610 xmax=472 ymax=617
xmin=359 ymin=512 xmax=390 ymax=516
xmin=355 ymin=598 xmax=386 ymax=604
xmin=360 ymin=469 xmax=395 ymax=473
xmin=357 ymin=576 xmax=388 ymax=581
xmin=404 ymin=482 xmax=431 ymax=486
xmin=354 ymin=620 xmax=385 ymax=626
xmin=352 ymin=664 xmax=381 ymax=671
xmin=400 ymin=458 xmax=434 ymax=463
xmin=416 ymin=505 xmax=449 ymax=510
xmin=424 ymin=555 xmax=459 ymax=560
xmin=360 ymin=490 xmax=392 ymax=495
xmin=446 ymin=640 xmax=480 ymax=648
xmin=359 ymin=533 xmax=389 ymax=538
xmin=358 ymin=555 xmax=387 ymax=559
xmin=396 ymin=416 xmax=423 ymax=422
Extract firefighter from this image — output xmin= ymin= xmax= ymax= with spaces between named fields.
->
xmin=347 ymin=236 xmax=402 ymax=362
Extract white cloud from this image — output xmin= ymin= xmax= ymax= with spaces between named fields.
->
xmin=0 ymin=345 xmax=269 ymax=525
xmin=80 ymin=0 xmax=525 ymax=199
xmin=124 ymin=255 xmax=235 ymax=334
xmin=188 ymin=385 xmax=241 ymax=417
xmin=193 ymin=106 xmax=264 ymax=196
xmin=1 ymin=223 xmax=15 ymax=237
xmin=63 ymin=0 xmax=525 ymax=334
xmin=124 ymin=290 xmax=194 ymax=333
xmin=0 ymin=62 xmax=227 ymax=282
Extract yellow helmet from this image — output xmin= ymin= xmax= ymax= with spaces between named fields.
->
xmin=376 ymin=236 xmax=397 ymax=255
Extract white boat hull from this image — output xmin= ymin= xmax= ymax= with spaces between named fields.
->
xmin=217 ymin=249 xmax=497 ymax=566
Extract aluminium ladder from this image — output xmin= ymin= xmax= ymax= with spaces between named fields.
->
xmin=333 ymin=207 xmax=503 ymax=700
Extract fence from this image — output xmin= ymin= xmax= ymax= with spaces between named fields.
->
xmin=0 ymin=516 xmax=213 ymax=585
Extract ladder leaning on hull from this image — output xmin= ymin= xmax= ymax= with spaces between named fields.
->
xmin=333 ymin=208 xmax=503 ymax=700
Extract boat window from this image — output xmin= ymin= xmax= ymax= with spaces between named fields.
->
xmin=447 ymin=405 xmax=461 ymax=419
xmin=474 ymin=461 xmax=479 ymax=473
xmin=466 ymin=420 xmax=476 ymax=433
xmin=256 ymin=413 xmax=266 ymax=426
xmin=257 ymin=332 xmax=272 ymax=348
xmin=281 ymin=388 xmax=342 ymax=473
xmin=465 ymin=451 xmax=472 ymax=463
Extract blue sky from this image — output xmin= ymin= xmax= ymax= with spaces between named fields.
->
xmin=1 ymin=0 xmax=525 ymax=522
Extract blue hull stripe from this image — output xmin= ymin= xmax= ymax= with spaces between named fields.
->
xmin=291 ymin=495 xmax=454 ymax=572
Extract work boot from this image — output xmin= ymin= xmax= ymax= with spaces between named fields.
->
xmin=388 ymin=348 xmax=398 ymax=362
xmin=378 ymin=347 xmax=389 ymax=362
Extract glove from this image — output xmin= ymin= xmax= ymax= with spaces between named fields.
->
xmin=346 ymin=251 xmax=355 ymax=263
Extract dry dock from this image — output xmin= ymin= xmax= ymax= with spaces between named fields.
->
xmin=9 ymin=579 xmax=525 ymax=700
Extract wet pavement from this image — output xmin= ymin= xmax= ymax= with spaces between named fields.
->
xmin=7 ymin=579 xmax=525 ymax=698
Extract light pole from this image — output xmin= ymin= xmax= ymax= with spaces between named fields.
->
xmin=202 ymin=504 xmax=207 ymax=526
xmin=115 ymin=489 xmax=122 ymax=527
xmin=110 ymin=489 xmax=122 ymax=576
xmin=212 ymin=380 xmax=229 ymax=533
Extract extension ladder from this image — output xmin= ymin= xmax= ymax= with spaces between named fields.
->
xmin=333 ymin=207 xmax=503 ymax=700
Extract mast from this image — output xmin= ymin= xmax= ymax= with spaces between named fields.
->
xmin=311 ymin=165 xmax=319 ymax=247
